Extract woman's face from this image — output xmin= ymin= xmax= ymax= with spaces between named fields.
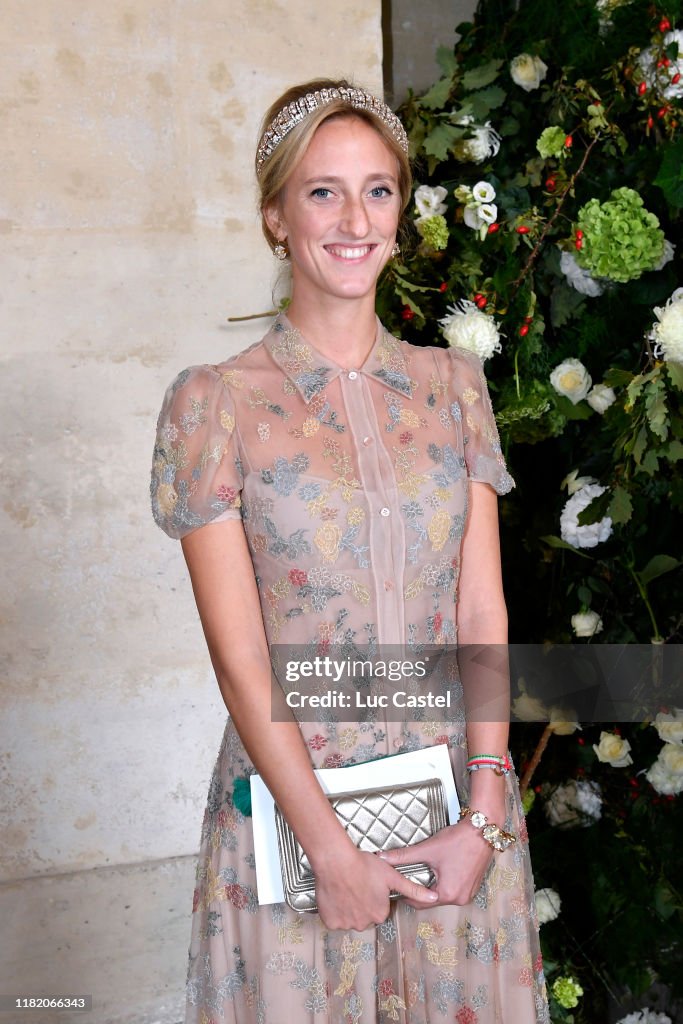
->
xmin=266 ymin=116 xmax=401 ymax=309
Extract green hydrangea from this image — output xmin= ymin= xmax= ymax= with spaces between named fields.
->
xmin=575 ymin=187 xmax=665 ymax=283
xmin=521 ymin=788 xmax=536 ymax=814
xmin=552 ymin=976 xmax=584 ymax=1009
xmin=536 ymin=126 xmax=567 ymax=160
xmin=418 ymin=214 xmax=449 ymax=250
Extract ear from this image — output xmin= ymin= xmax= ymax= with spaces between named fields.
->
xmin=264 ymin=200 xmax=287 ymax=243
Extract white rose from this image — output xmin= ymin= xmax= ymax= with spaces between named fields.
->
xmin=587 ymin=383 xmax=616 ymax=414
xmin=646 ymin=742 xmax=683 ymax=796
xmin=571 ymin=610 xmax=604 ymax=637
xmin=560 ymin=250 xmax=605 ymax=297
xmin=549 ymin=708 xmax=581 ymax=735
xmin=439 ymin=300 xmax=502 ymax=361
xmin=652 ymin=708 xmax=683 ymax=746
xmin=638 ymin=31 xmax=683 ymax=100
xmin=543 ymin=779 xmax=602 ymax=829
xmin=593 ymin=731 xmax=633 ymax=767
xmin=472 ymin=181 xmax=496 ymax=203
xmin=512 ymin=690 xmax=549 ymax=722
xmin=649 ymin=287 xmax=683 ymax=365
xmin=453 ymin=121 xmax=501 ymax=164
xmin=414 ymin=184 xmax=448 ymax=221
xmin=535 ymin=887 xmax=562 ymax=924
xmin=550 ymin=357 xmax=592 ymax=404
xmin=560 ymin=483 xmax=613 ymax=548
xmin=562 ymin=469 xmax=597 ymax=495
xmin=510 ymin=53 xmax=549 ymax=92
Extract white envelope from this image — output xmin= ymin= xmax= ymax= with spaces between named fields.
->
xmin=250 ymin=744 xmax=460 ymax=904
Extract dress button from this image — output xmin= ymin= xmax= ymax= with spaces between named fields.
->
xmin=348 ymin=370 xmax=359 ymax=380
xmin=380 ymin=507 xmax=390 ymax=517
xmin=362 ymin=436 xmax=373 ymax=446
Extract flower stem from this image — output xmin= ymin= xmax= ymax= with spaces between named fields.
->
xmin=519 ymin=723 xmax=554 ymax=798
xmin=626 ymin=564 xmax=662 ymax=642
xmin=514 ymin=348 xmax=521 ymax=399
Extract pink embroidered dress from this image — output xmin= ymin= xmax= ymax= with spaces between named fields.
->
xmin=151 ymin=314 xmax=549 ymax=1024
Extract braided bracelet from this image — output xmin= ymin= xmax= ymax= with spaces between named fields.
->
xmin=466 ymin=752 xmax=512 ymax=776
xmin=459 ymin=806 xmax=516 ymax=852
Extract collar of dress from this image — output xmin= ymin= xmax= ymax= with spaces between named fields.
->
xmin=263 ymin=313 xmax=417 ymax=405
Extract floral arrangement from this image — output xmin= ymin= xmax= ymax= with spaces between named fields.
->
xmin=376 ymin=0 xmax=683 ymax=1017
xmin=377 ymin=0 xmax=682 ymax=646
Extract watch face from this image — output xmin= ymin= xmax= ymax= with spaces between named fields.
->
xmin=471 ymin=811 xmax=488 ymax=829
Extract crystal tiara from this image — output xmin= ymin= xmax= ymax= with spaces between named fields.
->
xmin=255 ymin=86 xmax=409 ymax=176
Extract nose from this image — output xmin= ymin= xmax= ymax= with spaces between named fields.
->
xmin=339 ymin=195 xmax=370 ymax=238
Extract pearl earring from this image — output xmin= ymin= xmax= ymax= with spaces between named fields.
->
xmin=273 ymin=241 xmax=288 ymax=261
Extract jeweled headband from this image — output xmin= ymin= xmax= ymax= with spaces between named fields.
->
xmin=255 ymin=86 xmax=409 ymax=176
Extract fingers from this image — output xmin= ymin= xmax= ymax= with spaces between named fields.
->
xmin=378 ymin=843 xmax=429 ymax=867
xmin=388 ymin=867 xmax=439 ymax=904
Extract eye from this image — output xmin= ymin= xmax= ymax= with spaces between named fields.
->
xmin=311 ymin=187 xmax=332 ymax=199
xmin=369 ymin=185 xmax=393 ymax=199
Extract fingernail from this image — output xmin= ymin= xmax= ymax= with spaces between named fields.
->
xmin=426 ymin=891 xmax=438 ymax=901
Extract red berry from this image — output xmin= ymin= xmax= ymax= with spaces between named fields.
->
xmin=647 ymin=115 xmax=655 ymax=128
xmin=575 ymin=238 xmax=583 ymax=250
xmin=657 ymin=105 xmax=669 ymax=118
xmin=672 ymin=72 xmax=681 ymax=84
xmin=564 ymin=134 xmax=573 ymax=148
xmin=659 ymin=17 xmax=671 ymax=32
xmin=487 ymin=222 xmax=500 ymax=234
xmin=516 ymin=225 xmax=530 ymax=234
xmin=577 ymin=737 xmax=585 ymax=746
xmin=474 ymin=293 xmax=487 ymax=309
xmin=534 ymin=785 xmax=542 ymax=793
xmin=439 ymin=282 xmax=448 ymax=293
xmin=663 ymin=57 xmax=671 ymax=67
xmin=523 ymin=315 xmax=533 ymax=324
xmin=545 ymin=177 xmax=556 ymax=191
xmin=518 ymin=324 xmax=529 ymax=337
xmin=638 ymin=81 xmax=648 ymax=95
xmin=401 ymin=307 xmax=414 ymax=321
xmin=575 ymin=229 xmax=584 ymax=240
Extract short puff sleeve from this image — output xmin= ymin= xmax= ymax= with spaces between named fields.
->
xmin=449 ymin=347 xmax=514 ymax=495
xmin=151 ymin=365 xmax=243 ymax=539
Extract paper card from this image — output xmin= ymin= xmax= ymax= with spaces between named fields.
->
xmin=250 ymin=744 xmax=460 ymax=905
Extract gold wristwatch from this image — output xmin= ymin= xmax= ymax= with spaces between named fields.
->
xmin=459 ymin=806 xmax=516 ymax=852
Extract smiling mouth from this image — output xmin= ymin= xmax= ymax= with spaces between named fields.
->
xmin=324 ymin=244 xmax=376 ymax=260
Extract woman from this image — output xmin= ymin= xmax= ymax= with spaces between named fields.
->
xmin=151 ymin=79 xmax=549 ymax=1023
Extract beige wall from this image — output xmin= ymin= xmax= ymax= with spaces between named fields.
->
xmin=1 ymin=3 xmax=382 ymax=1019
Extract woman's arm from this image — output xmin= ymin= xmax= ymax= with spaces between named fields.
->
xmin=380 ymin=482 xmax=509 ymax=904
xmin=180 ymin=518 xmax=438 ymax=928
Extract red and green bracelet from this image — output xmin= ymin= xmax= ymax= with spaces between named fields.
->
xmin=466 ymin=752 xmax=512 ymax=776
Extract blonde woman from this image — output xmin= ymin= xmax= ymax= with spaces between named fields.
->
xmin=151 ymin=79 xmax=548 ymax=1024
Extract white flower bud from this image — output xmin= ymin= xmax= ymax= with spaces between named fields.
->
xmin=510 ymin=53 xmax=549 ymax=92
xmin=535 ymin=887 xmax=561 ymax=924
xmin=593 ymin=731 xmax=633 ymax=767
xmin=587 ymin=383 xmax=616 ymax=414
xmin=571 ymin=610 xmax=604 ymax=637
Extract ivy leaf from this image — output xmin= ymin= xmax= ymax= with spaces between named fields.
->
xmin=608 ymin=486 xmax=633 ymax=525
xmin=421 ymin=75 xmax=455 ymax=111
xmin=638 ymin=554 xmax=681 ymax=586
xmin=436 ymin=46 xmax=458 ymax=77
xmin=654 ymin=138 xmax=683 ymax=208
xmin=540 ymin=535 xmax=592 ymax=558
xmin=550 ymin=281 xmax=586 ymax=328
xmin=469 ymin=85 xmax=507 ymax=119
xmin=667 ymin=362 xmax=683 ymax=391
xmin=462 ymin=59 xmax=504 ymax=91
xmin=424 ymin=123 xmax=463 ymax=162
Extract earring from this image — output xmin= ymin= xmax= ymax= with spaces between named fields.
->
xmin=391 ymin=242 xmax=401 ymax=258
xmin=273 ymin=241 xmax=288 ymax=261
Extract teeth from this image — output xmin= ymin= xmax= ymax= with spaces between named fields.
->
xmin=327 ymin=245 xmax=372 ymax=259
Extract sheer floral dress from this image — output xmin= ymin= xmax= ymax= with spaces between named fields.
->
xmin=151 ymin=314 xmax=549 ymax=1024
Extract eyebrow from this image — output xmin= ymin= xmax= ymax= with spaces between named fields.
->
xmin=301 ymin=173 xmax=399 ymax=185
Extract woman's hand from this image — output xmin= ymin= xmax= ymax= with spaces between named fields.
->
xmin=312 ymin=844 xmax=439 ymax=930
xmin=378 ymin=818 xmax=496 ymax=908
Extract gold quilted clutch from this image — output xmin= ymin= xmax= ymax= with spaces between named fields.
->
xmin=274 ymin=778 xmax=449 ymax=913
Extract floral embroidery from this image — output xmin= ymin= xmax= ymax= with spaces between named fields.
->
xmin=180 ymin=396 xmax=209 ymax=436
xmin=257 ymin=422 xmax=270 ymax=442
xmin=220 ymin=410 xmax=235 ymax=432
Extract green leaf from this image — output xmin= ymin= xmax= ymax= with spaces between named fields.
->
xmin=550 ymin=281 xmax=586 ymax=328
xmin=640 ymin=449 xmax=660 ymax=475
xmin=654 ymin=138 xmax=683 ymax=208
xmin=424 ymin=122 xmax=463 ymax=162
xmin=665 ymin=439 xmax=683 ymax=462
xmin=603 ymin=368 xmax=633 ymax=388
xmin=498 ymin=115 xmax=520 ymax=137
xmin=469 ymin=85 xmax=507 ymax=119
xmin=395 ymin=289 xmax=424 ymax=320
xmin=436 ymin=46 xmax=458 ymax=77
xmin=608 ymin=486 xmax=633 ymax=525
xmin=421 ymin=75 xmax=455 ymax=111
xmin=667 ymin=362 xmax=683 ymax=390
xmin=554 ymin=395 xmax=593 ymax=420
xmin=540 ymin=535 xmax=592 ymax=558
xmin=462 ymin=59 xmax=504 ymax=91
xmin=632 ymin=424 xmax=648 ymax=465
xmin=645 ymin=378 xmax=669 ymax=442
xmin=577 ymin=489 xmax=611 ymax=525
xmin=639 ymin=554 xmax=681 ymax=585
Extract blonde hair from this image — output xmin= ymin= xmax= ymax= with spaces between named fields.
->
xmin=256 ymin=78 xmax=412 ymax=250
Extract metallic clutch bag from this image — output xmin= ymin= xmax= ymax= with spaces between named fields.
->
xmin=274 ymin=778 xmax=449 ymax=913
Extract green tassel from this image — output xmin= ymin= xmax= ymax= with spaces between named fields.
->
xmin=232 ymin=776 xmax=252 ymax=817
